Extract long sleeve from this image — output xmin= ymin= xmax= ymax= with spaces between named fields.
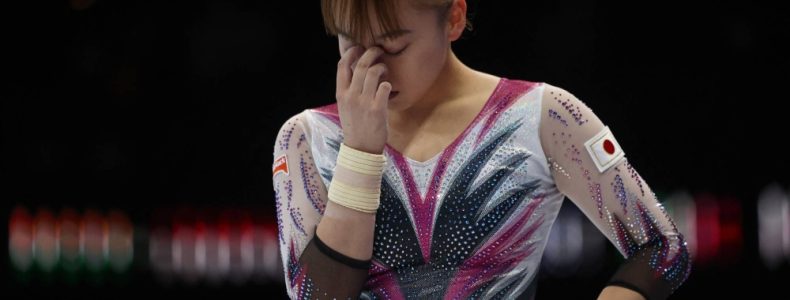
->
xmin=272 ymin=112 xmax=371 ymax=299
xmin=538 ymin=84 xmax=692 ymax=300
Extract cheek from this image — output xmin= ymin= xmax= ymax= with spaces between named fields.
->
xmin=383 ymin=42 xmax=448 ymax=89
xmin=407 ymin=46 xmax=446 ymax=80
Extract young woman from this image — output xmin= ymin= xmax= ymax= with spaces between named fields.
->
xmin=272 ymin=1 xmax=691 ymax=299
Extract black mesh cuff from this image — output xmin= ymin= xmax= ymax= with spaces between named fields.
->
xmin=313 ymin=227 xmax=372 ymax=270
xmin=606 ymin=280 xmax=652 ymax=300
xmin=606 ymin=247 xmax=675 ymax=300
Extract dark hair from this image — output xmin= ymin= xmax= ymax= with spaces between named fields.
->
xmin=320 ymin=0 xmax=471 ymax=43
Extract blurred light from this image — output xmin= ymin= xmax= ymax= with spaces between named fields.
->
xmin=204 ymin=217 xmax=224 ymax=285
xmin=718 ymin=196 xmax=743 ymax=264
xmin=541 ymin=203 xmax=605 ymax=278
xmin=786 ymin=185 xmax=790 ymax=262
xmin=194 ymin=212 xmax=208 ymax=279
xmin=215 ymin=211 xmax=232 ymax=282
xmin=233 ymin=209 xmax=255 ymax=285
xmin=664 ymin=191 xmax=698 ymax=261
xmin=694 ymin=194 xmax=720 ymax=266
xmin=172 ymin=206 xmax=200 ymax=285
xmin=149 ymin=226 xmax=174 ymax=284
xmin=107 ymin=210 xmax=134 ymax=273
xmin=9 ymin=205 xmax=34 ymax=272
xmin=58 ymin=208 xmax=82 ymax=273
xmin=82 ymin=209 xmax=106 ymax=272
xmin=758 ymin=183 xmax=789 ymax=269
xmin=9 ymin=205 xmax=289 ymax=285
xmin=257 ymin=224 xmax=280 ymax=283
xmin=148 ymin=206 xmax=282 ymax=285
xmin=542 ymin=205 xmax=584 ymax=277
xmin=34 ymin=208 xmax=59 ymax=273
xmin=10 ymin=205 xmax=134 ymax=279
xmin=221 ymin=209 xmax=245 ymax=285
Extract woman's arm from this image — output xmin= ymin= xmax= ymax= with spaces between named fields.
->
xmin=272 ymin=43 xmax=393 ymax=299
xmin=273 ymin=113 xmax=375 ymax=299
xmin=538 ymin=83 xmax=692 ymax=300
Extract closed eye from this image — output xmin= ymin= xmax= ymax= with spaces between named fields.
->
xmin=387 ymin=45 xmax=409 ymax=56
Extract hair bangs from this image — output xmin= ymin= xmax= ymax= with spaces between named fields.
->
xmin=321 ymin=0 xmax=403 ymax=43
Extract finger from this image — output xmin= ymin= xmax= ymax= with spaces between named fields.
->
xmin=374 ymin=81 xmax=392 ymax=109
xmin=336 ymin=46 xmax=364 ymax=100
xmin=362 ymin=63 xmax=388 ymax=99
xmin=349 ymin=47 xmax=384 ymax=96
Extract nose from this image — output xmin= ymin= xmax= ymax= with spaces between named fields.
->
xmin=350 ymin=48 xmax=387 ymax=70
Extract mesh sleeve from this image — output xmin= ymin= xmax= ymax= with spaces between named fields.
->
xmin=538 ymin=84 xmax=692 ymax=300
xmin=273 ymin=112 xmax=371 ymax=299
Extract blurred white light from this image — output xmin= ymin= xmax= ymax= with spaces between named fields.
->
xmin=665 ymin=191 xmax=697 ymax=260
xmin=34 ymin=209 xmax=59 ymax=273
xmin=758 ymin=183 xmax=789 ymax=269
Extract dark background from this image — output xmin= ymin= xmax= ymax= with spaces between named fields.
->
xmin=3 ymin=0 xmax=789 ymax=298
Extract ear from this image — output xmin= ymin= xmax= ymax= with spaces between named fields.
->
xmin=446 ymin=0 xmax=467 ymax=42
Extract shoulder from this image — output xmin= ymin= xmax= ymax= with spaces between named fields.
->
xmin=536 ymin=82 xmax=609 ymax=160
xmin=537 ymin=81 xmax=603 ymax=128
xmin=275 ymin=101 xmax=340 ymax=136
xmin=273 ymin=102 xmax=345 ymax=155
xmin=538 ymin=82 xmax=589 ymax=113
xmin=273 ymin=110 xmax=309 ymax=154
xmin=276 ymin=109 xmax=307 ymax=136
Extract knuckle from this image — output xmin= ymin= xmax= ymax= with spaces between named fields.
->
xmin=371 ymin=64 xmax=387 ymax=75
xmin=357 ymin=58 xmax=371 ymax=69
xmin=339 ymin=53 xmax=351 ymax=65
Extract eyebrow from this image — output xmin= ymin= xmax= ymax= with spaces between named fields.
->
xmin=338 ymin=29 xmax=412 ymax=41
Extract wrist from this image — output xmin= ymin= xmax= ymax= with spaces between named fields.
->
xmin=327 ymin=143 xmax=387 ymax=214
xmin=342 ymin=140 xmax=384 ymax=155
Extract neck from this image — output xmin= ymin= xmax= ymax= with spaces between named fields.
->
xmin=390 ymin=50 xmax=474 ymax=126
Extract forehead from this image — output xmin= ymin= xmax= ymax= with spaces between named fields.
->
xmin=327 ymin=0 xmax=433 ymax=43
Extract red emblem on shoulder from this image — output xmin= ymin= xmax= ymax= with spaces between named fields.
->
xmin=273 ymin=154 xmax=289 ymax=178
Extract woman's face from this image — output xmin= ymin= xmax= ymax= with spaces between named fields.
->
xmin=337 ymin=3 xmax=451 ymax=111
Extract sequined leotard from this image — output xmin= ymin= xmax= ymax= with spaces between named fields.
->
xmin=272 ymin=78 xmax=691 ymax=300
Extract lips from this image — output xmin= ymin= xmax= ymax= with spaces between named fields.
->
xmin=389 ymin=91 xmax=400 ymax=99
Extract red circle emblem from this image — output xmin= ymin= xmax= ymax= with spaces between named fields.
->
xmin=603 ymin=140 xmax=615 ymax=154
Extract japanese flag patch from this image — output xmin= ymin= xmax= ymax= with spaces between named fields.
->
xmin=272 ymin=154 xmax=289 ymax=178
xmin=583 ymin=126 xmax=625 ymax=173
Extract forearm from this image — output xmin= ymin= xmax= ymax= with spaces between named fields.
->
xmin=315 ymin=142 xmax=384 ymax=261
xmin=282 ymin=163 xmax=380 ymax=299
xmin=315 ymin=200 xmax=376 ymax=261
xmin=272 ymin=116 xmax=380 ymax=299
